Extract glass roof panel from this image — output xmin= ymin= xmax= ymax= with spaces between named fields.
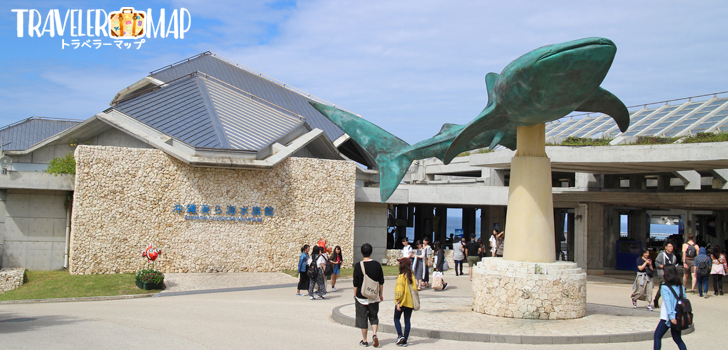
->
xmin=623 ymin=107 xmax=677 ymax=136
xmin=546 ymin=119 xmax=578 ymax=136
xmin=555 ymin=116 xmax=594 ymax=136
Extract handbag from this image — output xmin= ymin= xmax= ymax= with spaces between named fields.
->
xmin=407 ymin=277 xmax=420 ymax=311
xmin=432 ymin=271 xmax=444 ymax=290
xmin=360 ymin=261 xmax=380 ymax=300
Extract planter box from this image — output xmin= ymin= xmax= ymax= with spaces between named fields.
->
xmin=135 ymin=279 xmax=164 ymax=290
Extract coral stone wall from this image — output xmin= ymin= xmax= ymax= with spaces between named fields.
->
xmin=0 ymin=268 xmax=24 ymax=293
xmin=472 ymin=259 xmax=586 ymax=320
xmin=70 ymin=146 xmax=356 ymax=274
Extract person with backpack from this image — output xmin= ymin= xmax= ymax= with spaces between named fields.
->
xmin=653 ymin=265 xmax=688 ymax=350
xmin=654 ymin=242 xmax=678 ymax=307
xmin=353 ymin=243 xmax=384 ymax=347
xmin=693 ymin=247 xmax=712 ymax=298
xmin=682 ymin=234 xmax=699 ymax=293
xmin=307 ymin=246 xmax=328 ymax=300
xmin=394 ymin=257 xmax=419 ymax=347
xmin=710 ymin=245 xmax=726 ymax=296
xmin=296 ymin=244 xmax=310 ymax=296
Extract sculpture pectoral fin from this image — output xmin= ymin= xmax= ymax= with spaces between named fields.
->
xmin=575 ymin=87 xmax=630 ymax=132
xmin=484 ymin=72 xmax=499 ymax=108
xmin=443 ymin=103 xmax=508 ymax=164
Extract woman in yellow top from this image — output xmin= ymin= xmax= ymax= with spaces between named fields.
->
xmin=394 ymin=257 xmax=416 ymax=347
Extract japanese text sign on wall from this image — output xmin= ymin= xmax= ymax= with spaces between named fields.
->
xmin=173 ymin=204 xmax=274 ymax=222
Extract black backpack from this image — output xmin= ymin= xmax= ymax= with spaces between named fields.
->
xmin=307 ymin=254 xmax=319 ymax=279
xmin=666 ymin=284 xmax=693 ymax=331
xmin=696 ymin=256 xmax=711 ymax=277
xmin=686 ymin=243 xmax=697 ymax=258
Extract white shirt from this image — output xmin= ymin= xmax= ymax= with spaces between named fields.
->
xmin=402 ymin=245 xmax=413 ymax=259
xmin=489 ymin=235 xmax=497 ymax=255
xmin=453 ymin=242 xmax=465 ymax=260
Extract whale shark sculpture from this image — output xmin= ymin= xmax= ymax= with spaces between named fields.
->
xmin=311 ymin=37 xmax=629 ymax=203
xmin=443 ymin=37 xmax=629 ymax=163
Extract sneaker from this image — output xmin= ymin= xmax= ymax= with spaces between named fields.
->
xmin=310 ymin=296 xmax=315 ymax=300
xmin=318 ymin=295 xmax=326 ymax=300
xmin=359 ymin=340 xmax=369 ymax=347
xmin=443 ymin=283 xmax=449 ymax=290
xmin=331 ymin=287 xmax=338 ymax=292
xmin=400 ymin=340 xmax=408 ymax=347
xmin=631 ymin=299 xmax=637 ymax=308
xmin=396 ymin=336 xmax=405 ymax=345
xmin=372 ymin=335 xmax=379 ymax=347
xmin=296 ymin=293 xmax=303 ymax=296
xmin=646 ymin=305 xmax=653 ymax=311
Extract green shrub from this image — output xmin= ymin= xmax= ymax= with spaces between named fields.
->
xmin=46 ymin=152 xmax=76 ymax=175
xmin=134 ymin=269 xmax=164 ymax=284
xmin=682 ymin=131 xmax=728 ymax=143
xmin=456 ymin=148 xmax=493 ymax=157
xmin=629 ymin=136 xmax=678 ymax=145
xmin=547 ymin=136 xmax=612 ymax=146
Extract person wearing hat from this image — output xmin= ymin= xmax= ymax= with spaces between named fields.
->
xmin=394 ymin=257 xmax=417 ymax=347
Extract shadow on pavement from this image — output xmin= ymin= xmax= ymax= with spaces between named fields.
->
xmin=0 ymin=312 xmax=81 ymax=334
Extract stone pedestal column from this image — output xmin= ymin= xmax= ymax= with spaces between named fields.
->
xmin=503 ymin=124 xmax=556 ymax=263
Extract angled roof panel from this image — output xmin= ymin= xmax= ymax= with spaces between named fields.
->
xmin=149 ymin=53 xmax=344 ymax=141
xmin=0 ymin=118 xmax=81 ymax=151
xmin=200 ymin=78 xmax=304 ymax=151
xmin=115 ymin=77 xmax=223 ymax=149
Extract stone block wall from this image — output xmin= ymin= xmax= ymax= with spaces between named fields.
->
xmin=472 ymin=259 xmax=586 ymax=320
xmin=70 ymin=146 xmax=356 ymax=274
xmin=0 ymin=268 xmax=24 ymax=293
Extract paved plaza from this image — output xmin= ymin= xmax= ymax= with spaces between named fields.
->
xmin=0 ymin=270 xmax=726 ymax=349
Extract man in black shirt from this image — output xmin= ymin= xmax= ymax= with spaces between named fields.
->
xmin=465 ymin=234 xmax=482 ymax=281
xmin=353 ymin=243 xmax=385 ymax=347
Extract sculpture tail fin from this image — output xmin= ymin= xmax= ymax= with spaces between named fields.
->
xmin=309 ymin=101 xmax=413 ymax=202
xmin=377 ymin=152 xmax=416 ymax=203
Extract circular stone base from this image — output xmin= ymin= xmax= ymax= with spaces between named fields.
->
xmin=472 ymin=259 xmax=586 ymax=320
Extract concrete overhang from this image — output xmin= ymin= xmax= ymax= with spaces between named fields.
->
xmin=97 ymin=110 xmax=342 ymax=169
xmin=469 ymin=142 xmax=728 ymax=174
xmin=0 ymin=172 xmax=74 ymax=191
xmin=356 ymin=185 xmax=509 ymax=206
xmin=8 ymin=110 xmax=343 ymax=170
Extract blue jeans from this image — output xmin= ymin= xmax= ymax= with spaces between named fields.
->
xmin=394 ymin=306 xmax=413 ymax=341
xmin=454 ymin=259 xmax=464 ymax=275
xmin=653 ymin=320 xmax=686 ymax=350
xmin=697 ymin=274 xmax=709 ymax=296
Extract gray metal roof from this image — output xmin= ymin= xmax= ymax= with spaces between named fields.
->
xmin=114 ymin=73 xmax=305 ymax=152
xmin=0 ymin=117 xmax=81 ymax=151
xmin=149 ymin=52 xmax=345 ymax=141
xmin=546 ymin=93 xmax=728 ymax=140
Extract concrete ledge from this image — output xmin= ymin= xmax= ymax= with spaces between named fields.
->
xmin=331 ymin=301 xmax=694 ymax=344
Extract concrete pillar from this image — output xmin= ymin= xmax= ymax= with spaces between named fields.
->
xmin=574 ymin=204 xmax=588 ymax=270
xmin=435 ymin=207 xmax=447 ymax=243
xmin=354 ymin=203 xmax=389 ymax=263
xmin=503 ymin=124 xmax=555 ymax=263
xmin=0 ymin=189 xmax=6 ymax=268
xmin=602 ymin=206 xmax=619 ymax=270
xmin=421 ymin=205 xmax=435 ymax=245
xmin=462 ymin=208 xmax=476 ymax=238
xmin=630 ymin=209 xmax=648 ymax=245
xmin=629 ymin=175 xmax=646 ymax=190
xmin=396 ymin=204 xmax=408 ymax=244
xmin=414 ymin=205 xmax=424 ymax=242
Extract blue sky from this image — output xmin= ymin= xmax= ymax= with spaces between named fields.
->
xmin=1 ymin=0 xmax=727 ymax=144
